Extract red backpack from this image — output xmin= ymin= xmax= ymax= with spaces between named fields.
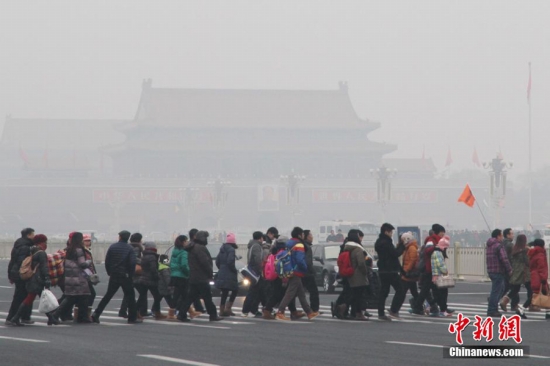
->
xmin=337 ymin=251 xmax=354 ymax=277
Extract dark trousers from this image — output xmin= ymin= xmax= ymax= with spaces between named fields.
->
xmin=336 ymin=278 xmax=353 ymax=306
xmin=242 ymin=278 xmax=267 ymax=314
xmin=396 ymin=279 xmax=418 ymax=307
xmin=120 ymin=283 xmax=146 ymax=316
xmin=220 ymin=289 xmax=238 ymax=306
xmin=414 ymin=273 xmax=439 ymax=313
xmin=351 ymin=286 xmax=368 ymax=313
xmin=302 ymin=276 xmax=320 ymax=312
xmin=8 ymin=280 xmax=28 ymax=320
xmin=87 ymin=282 xmax=96 ymax=307
xmin=488 ymin=273 xmax=506 ymax=314
xmin=136 ymin=284 xmax=163 ymax=314
xmin=378 ymin=272 xmax=404 ymax=316
xmin=57 ymin=295 xmax=88 ymax=321
xmin=433 ymin=286 xmax=448 ymax=312
xmin=94 ymin=275 xmax=138 ymax=321
xmin=181 ymin=282 xmax=217 ymax=319
xmin=171 ymin=277 xmax=189 ymax=313
xmin=264 ymin=278 xmax=297 ymax=312
xmin=508 ymin=282 xmax=533 ymax=308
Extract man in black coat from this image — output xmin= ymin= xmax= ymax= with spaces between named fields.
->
xmin=6 ymin=228 xmax=35 ymax=325
xmin=375 ymin=223 xmax=405 ymax=321
xmin=92 ymin=230 xmax=141 ymax=324
xmin=179 ymin=231 xmax=223 ymax=322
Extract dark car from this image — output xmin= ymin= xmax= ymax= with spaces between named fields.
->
xmin=164 ymin=243 xmax=250 ymax=296
xmin=311 ymin=244 xmax=341 ymax=293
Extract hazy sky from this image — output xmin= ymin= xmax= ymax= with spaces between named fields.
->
xmin=1 ymin=0 xmax=549 ymax=178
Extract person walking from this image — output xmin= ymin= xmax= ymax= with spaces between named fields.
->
xmin=178 ymin=231 xmax=223 ymax=322
xmin=375 ymin=223 xmax=405 ymax=321
xmin=82 ymin=234 xmax=97 ymax=321
xmin=528 ymin=239 xmax=549 ymax=320
xmin=215 ymin=233 xmax=239 ymax=317
xmin=6 ymin=228 xmax=35 ymax=325
xmin=135 ymin=242 xmax=167 ymax=320
xmin=6 ymin=234 xmax=56 ymax=326
xmin=342 ymin=230 xmax=369 ymax=321
xmin=157 ymin=254 xmax=176 ymax=320
xmin=170 ymin=235 xmax=201 ymax=321
xmin=486 ymin=229 xmax=513 ymax=317
xmin=499 ymin=228 xmax=515 ymax=311
xmin=52 ymin=232 xmax=92 ymax=324
xmin=119 ymin=233 xmax=144 ymax=318
xmin=302 ymin=230 xmax=320 ymax=314
xmin=92 ymin=231 xmax=141 ymax=324
xmin=187 ymin=228 xmax=206 ymax=314
xmin=241 ymin=231 xmax=264 ymax=317
xmin=431 ymin=235 xmax=453 ymax=317
xmin=505 ymin=234 xmax=531 ymax=319
xmin=395 ymin=232 xmax=419 ymax=313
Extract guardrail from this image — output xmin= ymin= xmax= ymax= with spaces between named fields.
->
xmin=1 ymin=242 xmax=548 ymax=281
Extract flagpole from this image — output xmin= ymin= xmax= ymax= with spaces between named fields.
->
xmin=476 ymin=199 xmax=492 ymax=232
xmin=528 ymin=62 xmax=533 ymax=228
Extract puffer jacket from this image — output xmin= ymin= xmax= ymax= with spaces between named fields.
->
xmin=130 ymin=242 xmax=144 ymax=281
xmin=158 ymin=263 xmax=173 ymax=296
xmin=185 ymin=240 xmax=213 ymax=284
xmin=401 ymin=241 xmax=419 ymax=281
xmin=345 ymin=242 xmax=368 ymax=287
xmin=509 ymin=249 xmax=530 ymax=285
xmin=375 ymin=233 xmax=404 ymax=274
xmin=286 ymin=238 xmax=307 ymax=278
xmin=304 ymin=240 xmax=315 ymax=276
xmin=215 ymin=243 xmax=238 ymax=291
xmin=8 ymin=237 xmax=33 ymax=282
xmin=64 ymin=248 xmax=91 ymax=296
xmin=26 ymin=247 xmax=50 ymax=294
xmin=529 ymin=246 xmax=548 ymax=294
xmin=136 ymin=249 xmax=159 ymax=287
xmin=247 ymin=240 xmax=263 ymax=275
xmin=170 ymin=247 xmax=189 ymax=279
xmin=431 ymin=247 xmax=448 ymax=280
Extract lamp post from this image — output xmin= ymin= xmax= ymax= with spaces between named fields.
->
xmin=370 ymin=166 xmax=397 ymax=222
xmin=181 ymin=186 xmax=199 ymax=230
xmin=483 ymin=155 xmax=513 ymax=228
xmin=280 ymin=171 xmax=306 ymax=227
xmin=207 ymin=177 xmax=231 ymax=230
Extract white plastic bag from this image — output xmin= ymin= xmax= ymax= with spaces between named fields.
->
xmin=38 ymin=289 xmax=59 ymax=313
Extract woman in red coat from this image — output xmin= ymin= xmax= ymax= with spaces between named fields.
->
xmin=528 ymin=239 xmax=549 ymax=318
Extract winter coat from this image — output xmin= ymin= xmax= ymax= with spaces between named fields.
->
xmin=83 ymin=248 xmax=96 ymax=274
xmin=486 ymin=238 xmax=512 ymax=275
xmin=375 ymin=234 xmax=404 ymax=274
xmin=509 ymin=249 xmax=530 ymax=285
xmin=158 ymin=263 xmax=173 ymax=296
xmin=105 ymin=241 xmax=136 ymax=278
xmin=287 ymin=238 xmax=307 ymax=278
xmin=64 ymin=248 xmax=91 ymax=296
xmin=136 ymin=249 xmax=159 ymax=287
xmin=529 ymin=246 xmax=548 ymax=294
xmin=344 ymin=242 xmax=368 ymax=287
xmin=503 ymin=238 xmax=514 ymax=260
xmin=422 ymin=234 xmax=442 ymax=273
xmin=185 ymin=241 xmax=213 ymax=284
xmin=304 ymin=240 xmax=315 ymax=276
xmin=431 ymin=247 xmax=448 ymax=282
xmin=8 ymin=237 xmax=33 ymax=282
xmin=246 ymin=240 xmax=263 ymax=275
xmin=401 ymin=241 xmax=419 ymax=281
xmin=170 ymin=247 xmax=189 ymax=279
xmin=26 ymin=248 xmax=50 ymax=294
xmin=130 ymin=242 xmax=144 ymax=281
xmin=215 ymin=243 xmax=239 ymax=291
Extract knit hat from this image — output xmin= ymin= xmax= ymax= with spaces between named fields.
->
xmin=533 ymin=239 xmax=545 ymax=248
xmin=226 ymin=232 xmax=236 ymax=244
xmin=401 ymin=232 xmax=414 ymax=244
xmin=83 ymin=234 xmax=92 ymax=241
xmin=195 ymin=231 xmax=209 ymax=245
xmin=33 ymin=234 xmax=48 ymax=245
xmin=438 ymin=235 xmax=451 ymax=250
xmin=144 ymin=242 xmax=157 ymax=250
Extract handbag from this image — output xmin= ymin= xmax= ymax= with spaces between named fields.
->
xmin=435 ymin=275 xmax=455 ymax=289
xmin=38 ymin=289 xmax=59 ymax=313
xmin=240 ymin=266 xmax=260 ymax=286
xmin=532 ymin=286 xmax=550 ymax=309
xmin=83 ymin=268 xmax=100 ymax=285
xmin=135 ymin=264 xmax=143 ymax=276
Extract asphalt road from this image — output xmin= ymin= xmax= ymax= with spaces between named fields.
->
xmin=0 ymin=260 xmax=549 ymax=366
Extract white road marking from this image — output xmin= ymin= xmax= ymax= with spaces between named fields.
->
xmin=0 ymin=286 xmax=14 ymax=289
xmin=137 ymin=354 xmax=219 ymax=365
xmin=0 ymin=335 xmax=49 ymax=343
xmin=386 ymin=341 xmax=443 ymax=348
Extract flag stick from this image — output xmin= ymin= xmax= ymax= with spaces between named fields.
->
xmin=528 ymin=62 xmax=533 ymax=228
xmin=475 ymin=199 xmax=491 ymax=232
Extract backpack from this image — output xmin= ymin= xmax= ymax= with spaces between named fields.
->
xmin=275 ymin=249 xmax=294 ymax=278
xmin=263 ymin=253 xmax=278 ymax=281
xmin=19 ymin=252 xmax=39 ymax=281
xmin=416 ymin=246 xmax=426 ymax=273
xmin=337 ymin=251 xmax=354 ymax=277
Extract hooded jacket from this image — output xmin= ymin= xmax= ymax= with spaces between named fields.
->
xmin=247 ymin=239 xmax=263 ymax=275
xmin=215 ymin=243 xmax=238 ymax=291
xmin=375 ymin=233 xmax=404 ymax=274
xmin=344 ymin=242 xmax=368 ymax=287
xmin=185 ymin=234 xmax=213 ymax=284
xmin=486 ymin=238 xmax=512 ymax=275
xmin=170 ymin=247 xmax=189 ymax=279
xmin=287 ymin=238 xmax=308 ymax=278
xmin=26 ymin=247 xmax=50 ymax=294
xmin=8 ymin=237 xmax=33 ymax=282
xmin=401 ymin=241 xmax=419 ymax=281
xmin=529 ymin=246 xmax=548 ymax=294
xmin=136 ymin=248 xmax=159 ymax=287
xmin=509 ymin=248 xmax=530 ymax=285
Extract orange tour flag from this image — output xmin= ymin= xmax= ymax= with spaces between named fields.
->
xmin=458 ymin=184 xmax=475 ymax=207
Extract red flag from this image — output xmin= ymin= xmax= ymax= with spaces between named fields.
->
xmin=445 ymin=148 xmax=453 ymax=167
xmin=458 ymin=184 xmax=475 ymax=208
xmin=527 ymin=62 xmax=532 ymax=104
xmin=472 ymin=147 xmax=480 ymax=167
xmin=19 ymin=143 xmax=29 ymax=164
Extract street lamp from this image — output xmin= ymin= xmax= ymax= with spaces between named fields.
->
xmin=370 ymin=166 xmax=397 ymax=222
xmin=483 ymin=155 xmax=512 ymax=227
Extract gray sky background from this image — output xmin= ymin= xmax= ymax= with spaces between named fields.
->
xmin=1 ymin=0 xmax=549 ymax=180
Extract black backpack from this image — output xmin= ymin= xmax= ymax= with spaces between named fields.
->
xmin=415 ymin=246 xmax=426 ymax=273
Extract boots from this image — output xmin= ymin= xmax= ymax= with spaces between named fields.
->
xmin=336 ymin=304 xmax=347 ymax=320
xmin=500 ymin=296 xmax=510 ymax=312
xmin=354 ymin=312 xmax=369 ymax=321
xmin=167 ymin=308 xmax=176 ymax=320
xmin=46 ymin=311 xmax=60 ymax=326
xmin=262 ymin=309 xmax=275 ymax=320
xmin=225 ymin=301 xmax=236 ymax=316
xmin=6 ymin=303 xmax=29 ymax=326
xmin=275 ymin=311 xmax=290 ymax=321
xmin=220 ymin=304 xmax=228 ymax=317
xmin=189 ymin=306 xmax=202 ymax=319
xmin=154 ymin=311 xmax=167 ymax=320
xmin=290 ymin=311 xmax=305 ymax=320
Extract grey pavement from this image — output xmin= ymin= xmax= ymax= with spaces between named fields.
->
xmin=0 ymin=260 xmax=549 ymax=366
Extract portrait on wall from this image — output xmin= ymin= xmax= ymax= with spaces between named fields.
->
xmin=258 ymin=185 xmax=279 ymax=212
